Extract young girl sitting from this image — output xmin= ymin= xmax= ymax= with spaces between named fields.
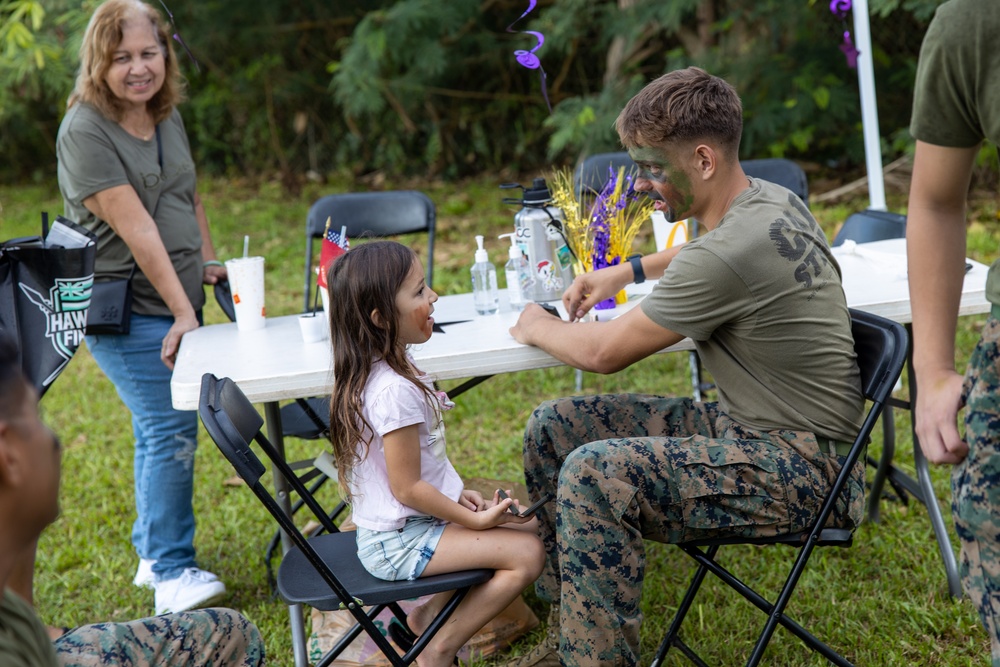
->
xmin=326 ymin=241 xmax=545 ymax=667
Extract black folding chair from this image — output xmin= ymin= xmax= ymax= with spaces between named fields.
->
xmin=199 ymin=373 xmax=492 ymax=667
xmin=651 ymin=308 xmax=908 ymax=667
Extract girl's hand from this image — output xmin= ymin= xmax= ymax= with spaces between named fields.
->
xmin=459 ymin=489 xmax=486 ymax=512
xmin=476 ymin=491 xmax=534 ymax=530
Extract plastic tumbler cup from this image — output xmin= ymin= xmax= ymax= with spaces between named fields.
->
xmin=225 ymin=256 xmax=266 ymax=331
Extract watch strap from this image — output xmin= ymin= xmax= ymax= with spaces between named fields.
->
xmin=628 ymin=254 xmax=645 ymax=284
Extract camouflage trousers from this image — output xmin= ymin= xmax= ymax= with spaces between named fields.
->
xmin=53 ymin=608 xmax=264 ymax=666
xmin=953 ymin=313 xmax=1000 ymax=666
xmin=522 ymin=394 xmax=865 ymax=667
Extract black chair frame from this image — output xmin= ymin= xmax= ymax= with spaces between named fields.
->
xmin=651 ymin=308 xmax=908 ymax=667
xmin=199 ymin=373 xmax=492 ymax=667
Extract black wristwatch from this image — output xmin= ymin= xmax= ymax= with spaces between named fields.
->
xmin=628 ymin=254 xmax=645 ymax=284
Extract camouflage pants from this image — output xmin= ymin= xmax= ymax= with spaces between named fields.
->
xmin=522 ymin=394 xmax=864 ymax=667
xmin=953 ymin=314 xmax=1000 ymax=666
xmin=53 ymin=608 xmax=264 ymax=666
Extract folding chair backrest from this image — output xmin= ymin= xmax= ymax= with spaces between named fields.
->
xmin=199 ymin=374 xmax=343 ymax=553
xmin=741 ymin=158 xmax=809 ymax=205
xmin=573 ymin=151 xmax=636 ymax=198
xmin=832 ymin=208 xmax=906 ymax=247
xmin=302 ymin=191 xmax=436 ymax=312
xmin=850 ymin=308 xmax=908 ymax=406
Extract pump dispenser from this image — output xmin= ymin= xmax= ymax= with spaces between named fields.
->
xmin=499 ymin=233 xmax=533 ymax=311
xmin=471 ymin=235 xmax=499 ymax=315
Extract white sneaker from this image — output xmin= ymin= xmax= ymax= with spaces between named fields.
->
xmin=153 ymin=568 xmax=227 ymax=615
xmin=133 ymin=558 xmax=156 ymax=589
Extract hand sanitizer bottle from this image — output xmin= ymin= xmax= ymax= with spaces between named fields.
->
xmin=471 ymin=235 xmax=499 ymax=315
xmin=499 ymin=233 xmax=533 ymax=311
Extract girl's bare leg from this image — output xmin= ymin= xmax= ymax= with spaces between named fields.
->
xmin=408 ymin=524 xmax=544 ymax=667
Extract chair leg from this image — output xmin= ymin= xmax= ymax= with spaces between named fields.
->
xmin=650 ymin=545 xmax=719 ymax=667
xmin=289 ymin=602 xmax=310 ymax=667
xmin=680 ymin=545 xmax=853 ymax=667
xmin=866 ymin=405 xmax=895 ymax=523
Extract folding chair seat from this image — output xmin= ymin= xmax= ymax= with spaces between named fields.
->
xmin=650 ymin=308 xmax=908 ymax=667
xmin=199 ymin=373 xmax=492 ymax=667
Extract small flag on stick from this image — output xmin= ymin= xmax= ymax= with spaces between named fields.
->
xmin=317 ymin=218 xmax=348 ymax=290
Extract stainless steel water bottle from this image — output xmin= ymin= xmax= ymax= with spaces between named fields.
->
xmin=500 ymin=178 xmax=575 ymax=303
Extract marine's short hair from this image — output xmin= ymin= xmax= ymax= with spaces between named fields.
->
xmin=615 ymin=66 xmax=743 ymax=160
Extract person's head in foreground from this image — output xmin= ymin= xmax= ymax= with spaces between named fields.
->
xmin=0 ymin=335 xmax=62 ymax=560
xmin=616 ymin=66 xmax=744 ymax=223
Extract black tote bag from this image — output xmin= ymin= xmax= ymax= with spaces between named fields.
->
xmin=0 ymin=215 xmax=97 ymax=397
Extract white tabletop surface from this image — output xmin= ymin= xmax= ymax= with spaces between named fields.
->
xmin=171 ymin=238 xmax=991 ymax=410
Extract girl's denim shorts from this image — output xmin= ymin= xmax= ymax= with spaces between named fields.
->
xmin=356 ymin=515 xmax=447 ymax=581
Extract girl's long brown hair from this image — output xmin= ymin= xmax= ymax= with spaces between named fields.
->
xmin=326 ymin=241 xmax=438 ymax=498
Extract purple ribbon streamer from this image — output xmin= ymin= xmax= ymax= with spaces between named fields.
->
xmin=829 ymin=0 xmax=858 ymax=69
xmin=506 ymin=0 xmax=553 ymax=113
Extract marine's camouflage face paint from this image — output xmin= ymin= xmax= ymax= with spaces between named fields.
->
xmin=628 ymin=146 xmax=694 ymax=223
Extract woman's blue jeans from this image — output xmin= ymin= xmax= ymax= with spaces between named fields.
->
xmin=86 ymin=313 xmax=200 ymax=581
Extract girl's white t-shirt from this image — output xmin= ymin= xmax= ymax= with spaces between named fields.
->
xmin=349 ymin=358 xmax=464 ymax=531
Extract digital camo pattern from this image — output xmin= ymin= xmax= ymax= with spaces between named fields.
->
xmin=522 ymin=394 xmax=863 ymax=666
xmin=53 ymin=608 xmax=264 ymax=667
xmin=954 ymin=315 xmax=1000 ymax=666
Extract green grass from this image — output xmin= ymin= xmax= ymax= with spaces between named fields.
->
xmin=1 ymin=176 xmax=998 ymax=666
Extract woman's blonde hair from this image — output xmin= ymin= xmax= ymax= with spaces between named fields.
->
xmin=68 ymin=0 xmax=185 ymax=123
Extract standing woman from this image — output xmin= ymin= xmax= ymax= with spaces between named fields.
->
xmin=56 ymin=0 xmax=227 ymax=615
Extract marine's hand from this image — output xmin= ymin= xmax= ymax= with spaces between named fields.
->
xmin=509 ymin=303 xmax=555 ymax=345
xmin=914 ymin=369 xmax=968 ymax=464
xmin=161 ymin=312 xmax=199 ymax=370
xmin=562 ymin=266 xmax=628 ymax=322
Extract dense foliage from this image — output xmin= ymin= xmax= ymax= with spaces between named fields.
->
xmin=1 ymin=0 xmax=945 ymax=184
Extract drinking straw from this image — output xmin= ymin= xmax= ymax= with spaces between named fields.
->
xmin=243 ymin=235 xmax=249 ymax=258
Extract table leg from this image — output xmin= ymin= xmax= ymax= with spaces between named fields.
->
xmin=906 ymin=351 xmax=963 ymax=599
xmin=263 ymin=401 xmax=310 ymax=667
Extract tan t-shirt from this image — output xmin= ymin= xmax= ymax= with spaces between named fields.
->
xmin=0 ymin=588 xmax=58 ymax=667
xmin=909 ymin=0 xmax=1000 ymax=306
xmin=56 ymin=102 xmax=206 ymax=316
xmin=641 ymin=178 xmax=863 ymax=441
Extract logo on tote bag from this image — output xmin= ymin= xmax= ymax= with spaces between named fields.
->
xmin=18 ymin=276 xmax=94 ymax=372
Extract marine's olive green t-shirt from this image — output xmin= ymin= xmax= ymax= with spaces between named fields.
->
xmin=641 ymin=178 xmax=863 ymax=442
xmin=910 ymin=0 xmax=1000 ymax=306
xmin=0 ymin=588 xmax=59 ymax=667
xmin=56 ymin=102 xmax=206 ymax=316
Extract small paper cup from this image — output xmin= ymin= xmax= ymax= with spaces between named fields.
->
xmin=298 ymin=313 xmax=328 ymax=343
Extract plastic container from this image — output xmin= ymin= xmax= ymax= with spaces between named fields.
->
xmin=499 ymin=233 xmax=533 ymax=311
xmin=470 ymin=235 xmax=499 ymax=315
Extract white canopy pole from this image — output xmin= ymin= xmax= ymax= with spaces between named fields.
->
xmin=852 ymin=0 xmax=886 ymax=210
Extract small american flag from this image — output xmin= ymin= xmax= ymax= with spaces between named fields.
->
xmin=317 ymin=218 xmax=349 ymax=289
